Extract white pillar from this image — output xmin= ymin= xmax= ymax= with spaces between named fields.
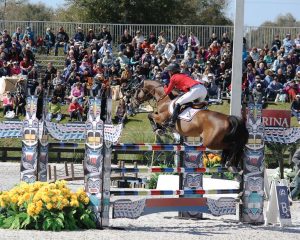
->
xmin=230 ymin=0 xmax=244 ymax=117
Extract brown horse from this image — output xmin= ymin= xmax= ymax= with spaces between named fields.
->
xmin=132 ymin=80 xmax=249 ymax=169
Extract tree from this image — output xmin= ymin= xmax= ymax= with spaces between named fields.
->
xmin=57 ymin=0 xmax=232 ymax=25
xmin=3 ymin=0 xmax=54 ymax=21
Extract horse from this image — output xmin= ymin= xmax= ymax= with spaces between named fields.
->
xmin=131 ymin=80 xmax=249 ymax=170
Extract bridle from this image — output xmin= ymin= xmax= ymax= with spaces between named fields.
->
xmin=132 ymin=81 xmax=165 ymax=106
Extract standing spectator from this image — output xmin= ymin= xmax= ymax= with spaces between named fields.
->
xmin=14 ymin=92 xmax=26 ymax=117
xmin=12 ymin=27 xmax=23 ymax=41
xmin=119 ymin=29 xmax=132 ymax=52
xmin=26 ymin=67 xmax=39 ymax=95
xmin=97 ymin=26 xmax=112 ymax=44
xmin=44 ymin=27 xmax=55 ymax=55
xmin=295 ymin=33 xmax=300 ymax=50
xmin=282 ymin=33 xmax=294 ymax=56
xmin=47 ymin=96 xmax=62 ymax=122
xmin=43 ymin=62 xmax=57 ymax=89
xmin=68 ymin=98 xmax=83 ymax=121
xmin=291 ymin=94 xmax=300 ymax=123
xmin=291 ymin=148 xmax=300 ymax=200
xmin=188 ymin=32 xmax=200 ymax=52
xmin=114 ymin=98 xmax=127 ymax=124
xmin=271 ymin=34 xmax=281 ymax=52
xmin=2 ymin=92 xmax=14 ymax=117
xmin=54 ymin=26 xmax=69 ymax=56
xmin=176 ymin=32 xmax=188 ymax=54
xmin=221 ymin=32 xmax=230 ymax=44
xmin=15 ymin=77 xmax=26 ymax=95
xmin=73 ymin=26 xmax=85 ymax=43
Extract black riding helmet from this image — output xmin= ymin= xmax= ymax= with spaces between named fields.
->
xmin=165 ymin=63 xmax=180 ymax=74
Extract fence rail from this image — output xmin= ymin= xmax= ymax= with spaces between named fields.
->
xmin=1 ymin=20 xmax=300 ymax=49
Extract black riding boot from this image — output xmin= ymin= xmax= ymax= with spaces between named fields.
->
xmin=168 ymin=104 xmax=181 ymax=128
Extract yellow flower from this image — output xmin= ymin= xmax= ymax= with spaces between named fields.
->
xmin=83 ymin=197 xmax=89 ymax=205
xmin=70 ymin=200 xmax=79 ymax=207
xmin=46 ymin=203 xmax=52 ymax=210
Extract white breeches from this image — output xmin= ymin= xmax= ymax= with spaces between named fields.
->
xmin=176 ymin=84 xmax=207 ymax=105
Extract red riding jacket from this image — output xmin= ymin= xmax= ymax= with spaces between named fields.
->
xmin=164 ymin=73 xmax=200 ymax=95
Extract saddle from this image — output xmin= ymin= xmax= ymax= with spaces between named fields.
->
xmin=169 ymin=99 xmax=208 ymax=122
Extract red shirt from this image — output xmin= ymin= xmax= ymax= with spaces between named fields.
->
xmin=68 ymin=102 xmax=83 ymax=113
xmin=164 ymin=73 xmax=200 ymax=95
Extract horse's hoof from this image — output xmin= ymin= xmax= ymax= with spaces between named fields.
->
xmin=155 ymin=129 xmax=165 ymax=136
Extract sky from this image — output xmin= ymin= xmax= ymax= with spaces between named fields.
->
xmin=29 ymin=0 xmax=300 ymax=26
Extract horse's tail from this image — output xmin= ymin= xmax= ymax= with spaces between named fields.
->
xmin=223 ymin=116 xmax=249 ymax=167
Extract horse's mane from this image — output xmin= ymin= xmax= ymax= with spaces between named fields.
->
xmin=144 ymin=80 xmax=180 ymax=98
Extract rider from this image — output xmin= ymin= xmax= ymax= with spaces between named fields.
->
xmin=164 ymin=62 xmax=207 ymax=128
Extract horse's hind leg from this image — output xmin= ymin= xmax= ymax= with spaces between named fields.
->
xmin=148 ymin=113 xmax=164 ymax=134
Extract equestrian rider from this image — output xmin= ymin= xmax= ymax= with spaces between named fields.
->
xmin=164 ymin=62 xmax=207 ymax=128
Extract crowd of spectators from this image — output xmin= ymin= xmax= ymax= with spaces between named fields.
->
xmin=1 ymin=25 xmax=300 ymax=123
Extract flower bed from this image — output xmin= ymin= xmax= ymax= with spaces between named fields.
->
xmin=0 ymin=181 xmax=96 ymax=231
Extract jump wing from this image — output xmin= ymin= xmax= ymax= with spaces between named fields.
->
xmin=0 ymin=120 xmax=23 ymax=138
xmin=46 ymin=121 xmax=85 ymax=141
xmin=264 ymin=127 xmax=300 ymax=144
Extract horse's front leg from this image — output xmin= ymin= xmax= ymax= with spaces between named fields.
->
xmin=148 ymin=113 xmax=166 ymax=135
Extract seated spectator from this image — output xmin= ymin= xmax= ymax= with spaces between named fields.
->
xmin=9 ymin=42 xmax=21 ymax=62
xmin=154 ymin=39 xmax=165 ymax=55
xmin=86 ymin=29 xmax=97 ymax=45
xmin=148 ymin=32 xmax=157 ymax=44
xmin=15 ymin=77 xmax=26 ymax=95
xmin=291 ymin=94 xmax=300 ymax=124
xmin=252 ymin=83 xmax=266 ymax=103
xmin=2 ymin=91 xmax=14 ymax=117
xmin=20 ymin=44 xmax=35 ymax=63
xmin=102 ymin=50 xmax=114 ymax=67
xmin=117 ymin=51 xmax=130 ymax=69
xmin=250 ymin=47 xmax=259 ymax=62
xmin=53 ymin=83 xmax=65 ymax=102
xmin=68 ymin=98 xmax=83 ymax=121
xmin=47 ymin=96 xmax=62 ymax=122
xmin=54 ymin=26 xmax=69 ymax=56
xmin=24 ymin=27 xmax=35 ymax=45
xmin=14 ymin=92 xmax=26 ymax=117
xmin=264 ymin=50 xmax=274 ymax=67
xmin=73 ymin=26 xmax=85 ymax=43
xmin=162 ymin=42 xmax=175 ymax=62
xmin=20 ymin=56 xmax=32 ymax=75
xmin=69 ymin=82 xmax=84 ymax=103
xmin=141 ymin=39 xmax=150 ymax=49
xmin=271 ymin=34 xmax=281 ymax=52
xmin=52 ymin=71 xmax=65 ymax=87
xmin=284 ymin=79 xmax=298 ymax=102
xmin=97 ymin=26 xmax=112 ymax=44
xmin=123 ymin=44 xmax=134 ymax=59
xmin=12 ymin=27 xmax=23 ymax=41
xmin=114 ymin=98 xmax=127 ymax=124
xmin=283 ymin=33 xmax=294 ymax=56
xmin=10 ymin=61 xmax=21 ymax=75
xmin=44 ymin=27 xmax=55 ymax=55
xmin=208 ymin=33 xmax=219 ymax=46
xmin=43 ymin=62 xmax=57 ymax=89
xmin=266 ymin=76 xmax=284 ymax=101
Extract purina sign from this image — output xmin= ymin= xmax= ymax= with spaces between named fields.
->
xmin=262 ymin=110 xmax=291 ymax=128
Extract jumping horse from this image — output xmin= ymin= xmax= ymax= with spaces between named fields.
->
xmin=132 ymin=80 xmax=249 ymax=170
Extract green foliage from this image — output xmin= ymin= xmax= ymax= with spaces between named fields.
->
xmin=148 ymin=173 xmax=160 ymax=189
xmin=59 ymin=0 xmax=232 ymax=25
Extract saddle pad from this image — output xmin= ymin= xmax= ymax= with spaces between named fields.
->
xmin=169 ymin=99 xmax=202 ymax=122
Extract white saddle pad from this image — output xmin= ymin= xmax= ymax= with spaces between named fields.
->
xmin=169 ymin=99 xmax=202 ymax=122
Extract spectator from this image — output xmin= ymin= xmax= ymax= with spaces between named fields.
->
xmin=20 ymin=56 xmax=32 ymax=75
xmin=266 ymin=76 xmax=283 ymax=101
xmin=73 ymin=26 xmax=85 ymax=43
xmin=47 ymin=96 xmax=62 ymax=122
xmin=54 ymin=26 xmax=69 ymax=56
xmin=52 ymin=71 xmax=65 ymax=87
xmin=102 ymin=50 xmax=114 ymax=67
xmin=282 ymin=33 xmax=294 ymax=56
xmin=14 ymin=92 xmax=26 ymax=117
xmin=24 ymin=27 xmax=35 ymax=45
xmin=221 ymin=32 xmax=230 ymax=44
xmin=85 ymin=29 xmax=97 ymax=45
xmin=97 ymin=26 xmax=112 ymax=44
xmin=291 ymin=148 xmax=300 ymax=200
xmin=176 ymin=32 xmax=188 ymax=54
xmin=148 ymin=32 xmax=157 ymax=44
xmin=162 ymin=42 xmax=175 ymax=62
xmin=188 ymin=32 xmax=200 ymax=52
xmin=252 ymin=83 xmax=266 ymax=103
xmin=295 ymin=33 xmax=300 ymax=50
xmin=119 ymin=29 xmax=132 ymax=52
xmin=208 ymin=33 xmax=219 ymax=46
xmin=158 ymin=31 xmax=167 ymax=45
xmin=2 ymin=91 xmax=14 ymax=116
xmin=68 ymin=98 xmax=83 ymax=121
xmin=154 ymin=39 xmax=165 ymax=55
xmin=133 ymin=30 xmax=145 ymax=47
xmin=114 ymin=98 xmax=127 ymax=124
xmin=43 ymin=62 xmax=57 ymax=89
xmin=271 ymin=34 xmax=281 ymax=51
xmin=12 ymin=27 xmax=23 ymax=41
xmin=9 ymin=42 xmax=21 ymax=62
xmin=250 ymin=47 xmax=259 ymax=62
xmin=291 ymin=94 xmax=300 ymax=124
xmin=70 ymin=82 xmax=84 ymax=103
xmin=10 ymin=61 xmax=21 ymax=75
xmin=44 ymin=27 xmax=55 ymax=55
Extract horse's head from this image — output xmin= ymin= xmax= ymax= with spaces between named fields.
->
xmin=131 ymin=80 xmax=153 ymax=108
